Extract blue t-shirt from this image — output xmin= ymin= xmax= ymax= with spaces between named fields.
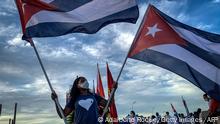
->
xmin=66 ymin=93 xmax=101 ymax=124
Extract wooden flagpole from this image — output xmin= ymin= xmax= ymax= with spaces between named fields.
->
xmin=101 ymin=6 xmax=150 ymax=119
xmin=28 ymin=39 xmax=67 ymax=124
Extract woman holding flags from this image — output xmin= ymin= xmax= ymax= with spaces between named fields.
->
xmin=51 ymin=76 xmax=116 ymax=124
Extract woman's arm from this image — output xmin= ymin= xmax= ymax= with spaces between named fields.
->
xmin=51 ymin=92 xmax=73 ymax=118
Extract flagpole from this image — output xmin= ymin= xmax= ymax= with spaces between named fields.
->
xmin=12 ymin=103 xmax=17 ymax=124
xmin=9 ymin=119 xmax=11 ymax=124
xmin=0 ymin=104 xmax=2 ymax=117
xmin=93 ymin=80 xmax=95 ymax=94
xmin=101 ymin=5 xmax=150 ymax=118
xmin=182 ymin=96 xmax=190 ymax=116
xmin=28 ymin=39 xmax=67 ymax=124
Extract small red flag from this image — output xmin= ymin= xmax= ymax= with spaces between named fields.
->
xmin=96 ymin=64 xmax=105 ymax=98
xmin=107 ymin=63 xmax=118 ymax=124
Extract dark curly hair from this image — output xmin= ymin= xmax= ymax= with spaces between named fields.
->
xmin=70 ymin=76 xmax=89 ymax=107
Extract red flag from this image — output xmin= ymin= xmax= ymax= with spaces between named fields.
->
xmin=96 ymin=64 xmax=105 ymax=98
xmin=107 ymin=63 xmax=118 ymax=123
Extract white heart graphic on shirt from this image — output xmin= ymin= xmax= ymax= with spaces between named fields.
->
xmin=78 ymin=98 xmax=94 ymax=111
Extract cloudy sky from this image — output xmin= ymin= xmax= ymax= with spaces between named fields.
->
xmin=1 ymin=0 xmax=220 ymax=123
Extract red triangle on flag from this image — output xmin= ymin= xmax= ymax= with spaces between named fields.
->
xmin=15 ymin=0 xmax=57 ymax=33
xmin=128 ymin=5 xmax=186 ymax=57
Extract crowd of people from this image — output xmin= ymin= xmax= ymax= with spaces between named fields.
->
xmin=117 ymin=93 xmax=220 ymax=124
xmin=51 ymin=76 xmax=220 ymax=124
xmin=119 ymin=109 xmax=202 ymax=124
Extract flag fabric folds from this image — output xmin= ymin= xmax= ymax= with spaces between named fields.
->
xmin=128 ymin=5 xmax=220 ymax=101
xmin=15 ymin=0 xmax=139 ymax=39
xmin=96 ymin=64 xmax=105 ymax=98
xmin=107 ymin=63 xmax=118 ymax=123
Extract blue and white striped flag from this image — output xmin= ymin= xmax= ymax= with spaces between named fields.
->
xmin=15 ymin=0 xmax=139 ymax=39
xmin=128 ymin=5 xmax=220 ymax=101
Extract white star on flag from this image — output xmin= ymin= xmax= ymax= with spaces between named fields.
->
xmin=146 ymin=23 xmax=162 ymax=37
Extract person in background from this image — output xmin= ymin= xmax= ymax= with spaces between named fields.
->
xmin=203 ymin=94 xmax=220 ymax=124
xmin=147 ymin=116 xmax=152 ymax=124
xmin=156 ymin=112 xmax=162 ymax=124
xmin=203 ymin=94 xmax=210 ymax=103
xmin=173 ymin=112 xmax=179 ymax=124
xmin=165 ymin=112 xmax=173 ymax=124
xmin=197 ymin=108 xmax=201 ymax=114
xmin=193 ymin=108 xmax=201 ymax=124
xmin=129 ymin=111 xmax=138 ymax=124
xmin=188 ymin=113 xmax=195 ymax=124
xmin=203 ymin=94 xmax=220 ymax=116
xmin=151 ymin=115 xmax=157 ymax=124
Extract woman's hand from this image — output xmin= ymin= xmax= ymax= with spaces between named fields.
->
xmin=51 ymin=91 xmax=67 ymax=118
xmin=51 ymin=91 xmax=58 ymax=101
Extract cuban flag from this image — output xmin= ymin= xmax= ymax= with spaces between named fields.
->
xmin=128 ymin=5 xmax=220 ymax=101
xmin=15 ymin=0 xmax=139 ymax=39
